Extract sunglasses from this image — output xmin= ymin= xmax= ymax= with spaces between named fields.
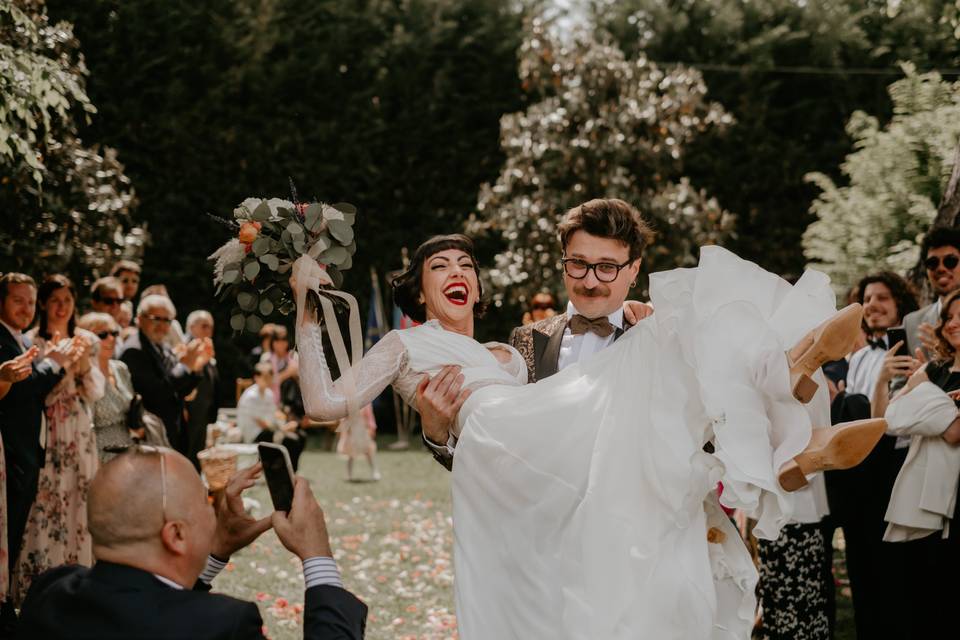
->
xmin=96 ymin=297 xmax=122 ymax=306
xmin=96 ymin=329 xmax=120 ymax=340
xmin=145 ymin=315 xmax=173 ymax=324
xmin=532 ymin=303 xmax=553 ymax=310
xmin=102 ymin=444 xmax=167 ymax=525
xmin=925 ymin=255 xmax=960 ymax=271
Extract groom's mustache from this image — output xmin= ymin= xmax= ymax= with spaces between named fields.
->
xmin=573 ymin=285 xmax=610 ymax=298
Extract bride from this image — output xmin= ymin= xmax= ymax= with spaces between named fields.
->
xmin=292 ymin=226 xmax=881 ymax=639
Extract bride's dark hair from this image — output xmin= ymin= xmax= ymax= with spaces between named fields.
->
xmin=391 ymin=234 xmax=488 ymax=323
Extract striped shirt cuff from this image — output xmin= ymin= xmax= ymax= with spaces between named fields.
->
xmin=198 ymin=554 xmax=228 ymax=585
xmin=303 ymin=556 xmax=343 ymax=589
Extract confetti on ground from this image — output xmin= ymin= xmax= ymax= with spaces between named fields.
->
xmin=216 ymin=442 xmax=458 ymax=640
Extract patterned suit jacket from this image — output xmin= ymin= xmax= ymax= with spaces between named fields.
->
xmin=509 ymin=312 xmax=631 ymax=383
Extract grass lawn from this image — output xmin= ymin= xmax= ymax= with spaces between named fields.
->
xmin=215 ymin=437 xmax=857 ymax=639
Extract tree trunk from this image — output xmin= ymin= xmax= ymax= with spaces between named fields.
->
xmin=911 ymin=141 xmax=960 ymax=299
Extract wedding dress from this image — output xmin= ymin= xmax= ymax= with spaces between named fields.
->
xmin=295 ymin=246 xmax=836 ymax=640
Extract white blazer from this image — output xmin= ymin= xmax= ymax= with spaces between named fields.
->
xmin=883 ymin=381 xmax=960 ymax=541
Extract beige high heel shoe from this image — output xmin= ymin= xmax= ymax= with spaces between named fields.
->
xmin=778 ymin=418 xmax=887 ymax=491
xmin=786 ymin=303 xmax=864 ymax=403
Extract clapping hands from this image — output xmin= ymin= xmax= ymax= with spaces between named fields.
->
xmin=45 ymin=332 xmax=91 ymax=370
xmin=0 ymin=345 xmax=39 ymax=383
xmin=180 ymin=338 xmax=214 ymax=372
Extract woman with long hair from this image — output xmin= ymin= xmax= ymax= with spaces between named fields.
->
xmin=11 ymin=275 xmax=103 ymax=604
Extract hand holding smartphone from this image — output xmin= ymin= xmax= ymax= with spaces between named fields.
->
xmin=258 ymin=443 xmax=296 ymax=512
xmin=886 ymin=327 xmax=909 ymax=357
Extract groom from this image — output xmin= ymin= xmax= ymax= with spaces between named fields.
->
xmin=420 ymin=198 xmax=654 ymax=469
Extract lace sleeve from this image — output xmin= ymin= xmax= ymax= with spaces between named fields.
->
xmin=296 ymin=322 xmax=408 ymax=421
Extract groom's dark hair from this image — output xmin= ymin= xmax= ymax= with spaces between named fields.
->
xmin=558 ymin=198 xmax=655 ymax=261
xmin=391 ymin=234 xmax=488 ymax=323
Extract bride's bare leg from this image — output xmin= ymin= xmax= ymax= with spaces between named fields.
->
xmin=778 ymin=418 xmax=887 ymax=491
xmin=786 ymin=303 xmax=864 ymax=403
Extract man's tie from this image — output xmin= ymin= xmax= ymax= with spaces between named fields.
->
xmin=867 ymin=337 xmax=887 ymax=350
xmin=569 ymin=314 xmax=615 ymax=338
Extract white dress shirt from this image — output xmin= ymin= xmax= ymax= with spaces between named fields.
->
xmin=845 ymin=338 xmax=888 ymax=396
xmin=156 ymin=555 xmax=342 ymax=589
xmin=556 ymin=302 xmax=625 ymax=371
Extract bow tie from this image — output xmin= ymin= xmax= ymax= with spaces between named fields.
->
xmin=569 ymin=314 xmax=616 ymax=338
xmin=867 ymin=338 xmax=887 ymax=350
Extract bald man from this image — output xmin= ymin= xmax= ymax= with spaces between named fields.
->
xmin=16 ymin=448 xmax=366 ymax=639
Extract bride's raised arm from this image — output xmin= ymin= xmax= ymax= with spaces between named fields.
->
xmin=296 ymin=314 xmax=408 ymax=422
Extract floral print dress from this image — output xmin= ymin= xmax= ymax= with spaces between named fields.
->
xmin=11 ymin=330 xmax=103 ymax=605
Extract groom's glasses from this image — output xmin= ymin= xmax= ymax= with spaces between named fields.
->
xmin=103 ymin=444 xmax=168 ymax=525
xmin=561 ymin=257 xmax=633 ymax=283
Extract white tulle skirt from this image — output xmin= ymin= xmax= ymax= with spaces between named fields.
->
xmin=451 ymin=246 xmax=836 ymax=639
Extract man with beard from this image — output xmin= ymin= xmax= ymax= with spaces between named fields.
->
xmin=826 ymin=272 xmax=919 ymax=640
xmin=904 ymin=226 xmax=960 ymax=358
xmin=418 ymin=198 xmax=653 ymax=469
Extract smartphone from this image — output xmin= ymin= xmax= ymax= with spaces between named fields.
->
xmin=258 ymin=443 xmax=295 ymax=512
xmin=886 ymin=327 xmax=909 ymax=357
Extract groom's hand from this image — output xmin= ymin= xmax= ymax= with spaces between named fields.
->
xmin=417 ymin=365 xmax=471 ymax=445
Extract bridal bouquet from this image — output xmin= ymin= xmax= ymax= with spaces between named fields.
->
xmin=209 ymin=197 xmax=357 ymax=333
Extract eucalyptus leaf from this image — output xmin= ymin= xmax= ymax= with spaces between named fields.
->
xmin=307 ymin=234 xmax=331 ymax=259
xmin=259 ymin=299 xmax=275 ymax=315
xmin=230 ymin=314 xmax=245 ymax=331
xmin=327 ymin=219 xmax=354 ymax=244
xmin=281 ymin=229 xmax=292 ymax=243
xmin=222 ymin=269 xmax=240 ymax=284
xmin=245 ymin=315 xmax=264 ymax=333
xmin=345 ymin=241 xmax=357 ymax=255
xmin=318 ymin=245 xmax=348 ymax=265
xmin=304 ymin=204 xmax=324 ymax=232
xmin=329 ymin=266 xmax=344 ymax=288
xmin=322 ymin=205 xmax=344 ymax=222
xmin=277 ymin=263 xmax=292 ymax=274
xmin=243 ymin=261 xmax=261 ymax=280
xmin=252 ymin=237 xmax=271 ymax=256
xmin=267 ymin=286 xmax=285 ymax=301
xmin=237 ymin=291 xmax=259 ymax=311
xmin=260 ymin=254 xmax=280 ymax=271
xmin=251 ymin=201 xmax=271 ymax=222
xmin=287 ymin=222 xmax=304 ymax=236
xmin=340 ymin=253 xmax=353 ymax=270
xmin=293 ymin=237 xmax=306 ymax=254
xmin=331 ymin=202 xmax=357 ymax=215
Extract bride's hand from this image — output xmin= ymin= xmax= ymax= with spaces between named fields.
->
xmin=623 ymin=300 xmax=654 ymax=324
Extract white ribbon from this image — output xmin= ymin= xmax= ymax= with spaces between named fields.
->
xmin=292 ymin=255 xmax=364 ymax=429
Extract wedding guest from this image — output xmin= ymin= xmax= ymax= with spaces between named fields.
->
xmin=15 ymin=448 xmax=367 ymax=639
xmin=237 ymin=364 xmax=306 ymax=470
xmin=0 ymin=273 xmax=77 ymax=635
xmin=11 ymin=275 xmax=103 ymax=607
xmin=77 ymin=313 xmax=138 ymax=462
xmin=139 ymin=285 xmax=186 ymax=349
xmin=88 ymin=277 xmax=124 ymax=323
xmin=336 ymin=404 xmax=380 ymax=482
xmin=247 ymin=322 xmax=276 ymax=375
xmin=521 ymin=292 xmax=557 ymax=326
xmin=882 ymin=287 xmax=960 ymax=640
xmin=108 ymin=260 xmax=141 ymax=302
xmin=237 ymin=363 xmax=278 ymax=444
xmin=823 ymin=271 xmax=919 ymax=639
xmin=901 ymin=226 xmax=960 ymax=359
xmin=0 ymin=348 xmax=39 ymax=609
xmin=261 ymin=325 xmax=301 ymax=411
xmin=120 ymin=295 xmax=211 ymax=452
xmin=183 ymin=311 xmax=219 ymax=469
xmin=117 ymin=301 xmax=134 ymax=340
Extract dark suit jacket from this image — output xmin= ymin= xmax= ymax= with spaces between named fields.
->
xmin=0 ymin=324 xmax=64 ymax=570
xmin=16 ymin=561 xmax=367 ymax=640
xmin=120 ymin=330 xmax=200 ymax=451
xmin=185 ymin=359 xmax=220 ymax=464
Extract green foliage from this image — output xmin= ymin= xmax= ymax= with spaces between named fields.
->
xmin=595 ymin=0 xmax=960 ymax=279
xmin=0 ymin=0 xmax=140 ymax=287
xmin=468 ymin=16 xmax=734 ymax=307
xmin=803 ymin=65 xmax=960 ymax=293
